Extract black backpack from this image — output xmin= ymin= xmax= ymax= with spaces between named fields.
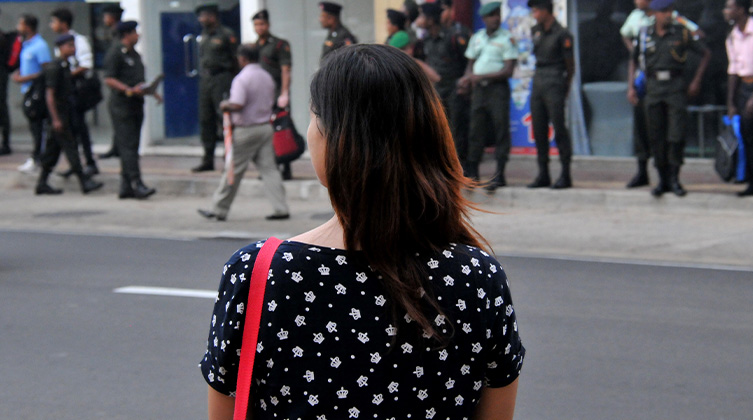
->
xmin=23 ymin=75 xmax=48 ymax=120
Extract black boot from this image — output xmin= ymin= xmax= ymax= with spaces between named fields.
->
xmin=737 ymin=183 xmax=753 ymax=197
xmin=552 ymin=161 xmax=572 ymax=189
xmin=83 ymin=163 xmax=99 ymax=177
xmin=527 ymin=162 xmax=551 ymax=188
xmin=485 ymin=161 xmax=507 ymax=191
xmin=99 ymin=146 xmax=119 ymax=159
xmin=626 ymin=159 xmax=649 ymax=188
xmin=280 ymin=163 xmax=292 ymax=181
xmin=119 ymin=175 xmax=135 ymax=199
xmin=35 ymin=170 xmax=63 ymax=195
xmin=0 ymin=130 xmax=10 ymax=155
xmin=191 ymin=158 xmax=214 ymax=172
xmin=132 ymin=178 xmax=156 ymax=199
xmin=77 ymin=172 xmax=103 ymax=194
xmin=464 ymin=161 xmax=480 ymax=182
xmin=651 ymin=166 xmax=670 ymax=197
xmin=669 ymin=166 xmax=686 ymax=197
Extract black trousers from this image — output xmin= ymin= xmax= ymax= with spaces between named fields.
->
xmin=110 ymin=98 xmax=144 ymax=181
xmin=737 ymin=81 xmax=753 ymax=182
xmin=467 ymin=81 xmax=511 ymax=166
xmin=531 ymin=75 xmax=572 ymax=165
xmin=632 ymin=96 xmax=651 ymax=162
xmin=199 ymin=72 xmax=233 ymax=161
xmin=437 ymin=82 xmax=471 ymax=165
xmin=39 ymin=116 xmax=82 ymax=177
xmin=26 ymin=115 xmax=45 ymax=162
xmin=70 ymin=106 xmax=95 ymax=166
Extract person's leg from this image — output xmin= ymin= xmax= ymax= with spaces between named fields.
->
xmin=451 ymin=89 xmax=471 ymax=167
xmin=736 ymin=82 xmax=753 ymax=196
xmin=545 ymin=81 xmax=572 ymax=189
xmin=72 ymin=107 xmax=97 ymax=169
xmin=252 ymin=125 xmax=289 ymax=217
xmin=645 ymin=98 xmax=669 ymax=196
xmin=211 ymin=126 xmax=254 ymax=219
xmin=627 ymin=96 xmax=651 ymax=187
xmin=465 ymin=89 xmax=488 ymax=180
xmin=528 ymin=79 xmax=551 ymax=188
xmin=36 ymin=125 xmax=63 ymax=194
xmin=0 ymin=67 xmax=10 ymax=154
xmin=196 ymin=79 xmax=217 ymax=171
xmin=666 ymin=89 xmax=688 ymax=196
xmin=487 ymin=82 xmax=510 ymax=190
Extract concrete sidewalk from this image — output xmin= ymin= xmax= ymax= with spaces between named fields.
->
xmin=1 ymin=144 xmax=752 ymax=270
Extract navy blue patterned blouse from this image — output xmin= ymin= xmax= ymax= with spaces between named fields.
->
xmin=200 ymin=240 xmax=524 ymax=419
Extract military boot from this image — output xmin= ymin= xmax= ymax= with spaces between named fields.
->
xmin=669 ymin=165 xmax=686 ymax=197
xmin=484 ymin=161 xmax=507 ymax=192
xmin=651 ymin=166 xmax=670 ymax=197
xmin=552 ymin=161 xmax=572 ymax=189
xmin=119 ymin=175 xmax=135 ymax=199
xmin=77 ymin=172 xmax=103 ymax=194
xmin=527 ymin=162 xmax=551 ymax=188
xmin=35 ymin=169 xmax=63 ymax=195
xmin=132 ymin=178 xmax=156 ymax=199
xmin=626 ymin=159 xmax=649 ymax=188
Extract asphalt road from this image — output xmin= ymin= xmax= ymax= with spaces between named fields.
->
xmin=1 ymin=231 xmax=751 ymax=420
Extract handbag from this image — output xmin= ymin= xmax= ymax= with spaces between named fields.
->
xmin=715 ymin=116 xmax=740 ymax=183
xmin=22 ymin=75 xmax=47 ymax=120
xmin=74 ymin=72 xmax=103 ymax=112
xmin=271 ymin=108 xmax=305 ymax=164
xmin=234 ymin=236 xmax=283 ymax=420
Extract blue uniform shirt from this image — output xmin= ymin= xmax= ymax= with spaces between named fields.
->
xmin=20 ymin=34 xmax=51 ymax=93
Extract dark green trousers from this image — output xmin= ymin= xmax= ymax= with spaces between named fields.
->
xmin=198 ymin=72 xmax=233 ymax=162
xmin=467 ymin=80 xmax=511 ymax=168
xmin=110 ymin=97 xmax=144 ymax=181
xmin=531 ymin=74 xmax=572 ymax=164
xmin=437 ymin=82 xmax=471 ymax=165
xmin=644 ymin=78 xmax=687 ymax=168
xmin=39 ymin=114 xmax=82 ymax=175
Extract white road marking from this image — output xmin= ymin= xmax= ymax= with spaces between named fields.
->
xmin=114 ymin=286 xmax=216 ymax=299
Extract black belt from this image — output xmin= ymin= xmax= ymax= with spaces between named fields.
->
xmin=740 ymin=76 xmax=753 ymax=84
xmin=646 ymin=69 xmax=682 ymax=80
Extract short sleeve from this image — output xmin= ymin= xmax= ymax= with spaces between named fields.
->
xmin=482 ymin=260 xmax=525 ymax=388
xmin=44 ymin=64 xmax=59 ymax=90
xmin=199 ymin=242 xmax=262 ymax=396
xmin=464 ymin=33 xmax=480 ymax=60
xmin=686 ymin=29 xmax=706 ymax=55
xmin=228 ymin=75 xmax=247 ymax=107
xmin=501 ymin=36 xmax=519 ymax=61
xmin=38 ymin=43 xmax=52 ymax=65
xmin=561 ymin=31 xmax=574 ymax=60
xmin=278 ymin=40 xmax=292 ymax=67
xmin=102 ymin=48 xmax=119 ymax=79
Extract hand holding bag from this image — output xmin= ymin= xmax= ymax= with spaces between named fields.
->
xmin=271 ymin=108 xmax=305 ymax=164
xmin=234 ymin=237 xmax=283 ymax=420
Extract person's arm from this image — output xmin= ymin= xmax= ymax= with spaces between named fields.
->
xmin=622 ymin=37 xmax=633 ymax=53
xmin=564 ymin=55 xmax=575 ymax=96
xmin=208 ymin=386 xmax=236 ymax=420
xmin=473 ymin=59 xmax=517 ymax=84
xmin=728 ymin=74 xmax=739 ymax=118
xmin=277 ymin=64 xmax=291 ymax=108
xmin=687 ymin=45 xmax=711 ymax=98
xmin=219 ymin=101 xmax=243 ymax=112
xmin=12 ymin=70 xmax=41 ymax=84
xmin=45 ymin=87 xmax=63 ymax=132
xmin=473 ymin=378 xmax=519 ymax=420
xmin=71 ymin=35 xmax=94 ymax=77
xmin=104 ymin=77 xmax=142 ymax=96
xmin=415 ymin=58 xmax=441 ymax=83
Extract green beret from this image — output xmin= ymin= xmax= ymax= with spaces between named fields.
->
xmin=479 ymin=1 xmax=502 ymax=16
xmin=388 ymin=30 xmax=411 ymax=49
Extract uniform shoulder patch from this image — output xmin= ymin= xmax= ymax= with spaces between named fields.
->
xmin=563 ymin=37 xmax=572 ymax=49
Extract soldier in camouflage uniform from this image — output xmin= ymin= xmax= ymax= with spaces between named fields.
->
xmin=318 ymin=2 xmax=357 ymax=60
xmin=193 ymin=3 xmax=238 ymax=172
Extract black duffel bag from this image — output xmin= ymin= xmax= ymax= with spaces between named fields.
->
xmin=22 ymin=75 xmax=47 ymax=120
xmin=74 ymin=72 xmax=103 ymax=112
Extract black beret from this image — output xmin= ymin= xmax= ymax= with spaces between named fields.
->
xmin=195 ymin=3 xmax=219 ymax=15
xmin=116 ymin=20 xmax=138 ymax=35
xmin=386 ymin=9 xmax=407 ymax=28
xmin=420 ymin=3 xmax=442 ymax=21
xmin=102 ymin=4 xmax=124 ymax=16
xmin=439 ymin=0 xmax=453 ymax=8
xmin=319 ymin=2 xmax=343 ymax=16
xmin=55 ymin=33 xmax=75 ymax=46
xmin=403 ymin=0 xmax=419 ymax=21
xmin=252 ymin=9 xmax=269 ymax=21
xmin=527 ymin=0 xmax=553 ymax=8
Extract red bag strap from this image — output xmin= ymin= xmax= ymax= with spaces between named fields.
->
xmin=233 ymin=236 xmax=283 ymax=420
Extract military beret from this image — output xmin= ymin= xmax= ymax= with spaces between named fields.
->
xmin=117 ymin=20 xmax=138 ymax=35
xmin=479 ymin=1 xmax=502 ymax=16
xmin=387 ymin=9 xmax=407 ymax=28
xmin=195 ymin=3 xmax=219 ymax=15
xmin=527 ymin=0 xmax=553 ymax=8
xmin=252 ymin=9 xmax=269 ymax=21
xmin=439 ymin=0 xmax=454 ymax=8
xmin=388 ymin=30 xmax=411 ymax=49
xmin=649 ymin=0 xmax=674 ymax=10
xmin=55 ymin=33 xmax=75 ymax=46
xmin=319 ymin=2 xmax=343 ymax=16
xmin=102 ymin=4 xmax=124 ymax=16
xmin=420 ymin=3 xmax=442 ymax=21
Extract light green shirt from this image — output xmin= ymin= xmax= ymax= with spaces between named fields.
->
xmin=620 ymin=9 xmax=699 ymax=39
xmin=465 ymin=27 xmax=519 ymax=75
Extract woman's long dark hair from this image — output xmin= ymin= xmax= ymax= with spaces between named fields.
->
xmin=310 ymin=44 xmax=486 ymax=338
